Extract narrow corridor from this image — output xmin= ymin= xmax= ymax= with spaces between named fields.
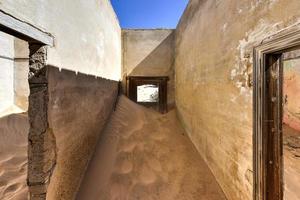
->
xmin=77 ymin=96 xmax=226 ymax=200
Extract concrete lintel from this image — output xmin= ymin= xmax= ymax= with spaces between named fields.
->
xmin=0 ymin=10 xmax=54 ymax=46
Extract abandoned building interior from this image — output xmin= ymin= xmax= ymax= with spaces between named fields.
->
xmin=0 ymin=0 xmax=299 ymax=200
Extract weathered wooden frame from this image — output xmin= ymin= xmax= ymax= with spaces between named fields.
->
xmin=253 ymin=24 xmax=300 ymax=200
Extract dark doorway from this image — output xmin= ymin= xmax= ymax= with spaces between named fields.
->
xmin=253 ymin=27 xmax=300 ymax=200
xmin=127 ymin=76 xmax=168 ymax=113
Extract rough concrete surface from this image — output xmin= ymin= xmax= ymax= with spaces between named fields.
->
xmin=46 ymin=66 xmax=119 ymax=200
xmin=28 ymin=44 xmax=55 ymax=200
xmin=175 ymin=0 xmax=300 ymax=200
xmin=122 ymin=29 xmax=175 ymax=108
xmin=76 ymin=96 xmax=226 ymax=200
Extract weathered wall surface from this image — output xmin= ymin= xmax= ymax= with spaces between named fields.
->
xmin=283 ymin=54 xmax=300 ymax=132
xmin=122 ymin=29 xmax=175 ymax=108
xmin=14 ymin=38 xmax=29 ymax=111
xmin=0 ymin=32 xmax=28 ymax=116
xmin=0 ymin=32 xmax=14 ymax=114
xmin=0 ymin=0 xmax=122 ymax=80
xmin=175 ymin=1 xmax=300 ymax=200
xmin=46 ymin=66 xmax=119 ymax=200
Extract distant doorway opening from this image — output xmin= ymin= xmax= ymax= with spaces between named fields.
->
xmin=137 ymin=84 xmax=159 ymax=103
xmin=127 ymin=76 xmax=168 ymax=113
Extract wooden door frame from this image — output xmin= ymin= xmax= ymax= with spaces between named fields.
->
xmin=253 ymin=25 xmax=300 ymax=200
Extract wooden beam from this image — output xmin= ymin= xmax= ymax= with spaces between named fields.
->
xmin=0 ymin=10 xmax=54 ymax=46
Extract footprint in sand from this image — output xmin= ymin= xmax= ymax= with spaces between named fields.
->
xmin=138 ymin=164 xmax=157 ymax=185
xmin=115 ymin=159 xmax=133 ymax=174
xmin=118 ymin=140 xmax=136 ymax=153
xmin=110 ymin=182 xmax=128 ymax=200
xmin=150 ymin=131 xmax=167 ymax=141
xmin=147 ymin=157 xmax=162 ymax=172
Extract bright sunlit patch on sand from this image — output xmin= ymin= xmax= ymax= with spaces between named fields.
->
xmin=137 ymin=84 xmax=159 ymax=103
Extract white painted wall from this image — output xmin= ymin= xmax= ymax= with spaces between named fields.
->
xmin=0 ymin=33 xmax=29 ymax=117
xmin=0 ymin=32 xmax=14 ymax=114
xmin=14 ymin=38 xmax=29 ymax=111
xmin=0 ymin=0 xmax=122 ymax=80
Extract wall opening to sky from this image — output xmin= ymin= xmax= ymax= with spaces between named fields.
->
xmin=110 ymin=0 xmax=189 ymax=29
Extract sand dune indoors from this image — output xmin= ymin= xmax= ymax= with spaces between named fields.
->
xmin=76 ymin=96 xmax=226 ymax=200
xmin=0 ymin=113 xmax=29 ymax=200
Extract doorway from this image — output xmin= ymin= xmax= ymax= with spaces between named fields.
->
xmin=253 ymin=26 xmax=300 ymax=200
xmin=127 ymin=76 xmax=168 ymax=113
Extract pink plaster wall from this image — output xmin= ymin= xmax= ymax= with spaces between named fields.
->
xmin=283 ymin=58 xmax=300 ymax=132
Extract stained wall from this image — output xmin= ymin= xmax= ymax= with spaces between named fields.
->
xmin=175 ymin=0 xmax=300 ymax=200
xmin=0 ymin=32 xmax=14 ymax=114
xmin=122 ymin=29 xmax=175 ymax=108
xmin=0 ymin=0 xmax=122 ymax=80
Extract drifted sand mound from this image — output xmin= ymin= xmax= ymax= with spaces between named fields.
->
xmin=77 ymin=96 xmax=226 ymax=200
xmin=0 ymin=113 xmax=29 ymax=200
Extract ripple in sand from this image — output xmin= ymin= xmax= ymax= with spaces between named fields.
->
xmin=118 ymin=140 xmax=136 ymax=153
xmin=115 ymin=159 xmax=133 ymax=174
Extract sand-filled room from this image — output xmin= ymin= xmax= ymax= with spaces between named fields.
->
xmin=0 ymin=0 xmax=300 ymax=200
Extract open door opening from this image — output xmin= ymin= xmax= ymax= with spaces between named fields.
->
xmin=254 ymin=27 xmax=300 ymax=200
xmin=282 ymin=49 xmax=300 ymax=200
xmin=127 ymin=76 xmax=169 ymax=113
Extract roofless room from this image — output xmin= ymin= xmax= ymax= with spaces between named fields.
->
xmin=0 ymin=0 xmax=299 ymax=200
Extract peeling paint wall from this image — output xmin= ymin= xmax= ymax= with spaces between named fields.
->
xmin=175 ymin=0 xmax=300 ymax=200
xmin=122 ymin=29 xmax=175 ymax=108
xmin=0 ymin=0 xmax=122 ymax=80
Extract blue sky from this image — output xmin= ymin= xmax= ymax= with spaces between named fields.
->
xmin=110 ymin=0 xmax=189 ymax=29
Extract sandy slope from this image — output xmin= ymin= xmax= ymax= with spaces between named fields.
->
xmin=0 ymin=113 xmax=29 ymax=200
xmin=77 ymin=96 xmax=226 ymax=200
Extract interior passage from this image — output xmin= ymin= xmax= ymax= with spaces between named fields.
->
xmin=283 ymin=51 xmax=300 ymax=200
xmin=76 ymin=96 xmax=226 ymax=200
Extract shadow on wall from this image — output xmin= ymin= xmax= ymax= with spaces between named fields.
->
xmin=123 ymin=31 xmax=175 ymax=109
xmin=130 ymin=33 xmax=175 ymax=76
xmin=45 ymin=66 xmax=119 ymax=200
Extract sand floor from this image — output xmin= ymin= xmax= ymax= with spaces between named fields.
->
xmin=0 ymin=113 xmax=29 ymax=200
xmin=77 ymin=96 xmax=226 ymax=200
xmin=283 ymin=125 xmax=300 ymax=200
